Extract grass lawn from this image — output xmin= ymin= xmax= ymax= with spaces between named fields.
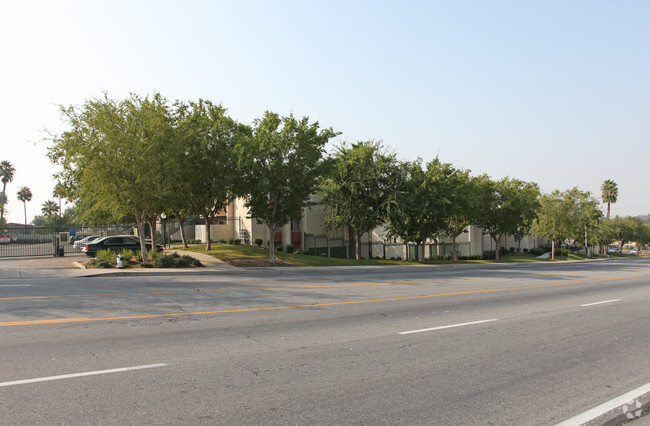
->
xmin=174 ymin=244 xmax=417 ymax=266
xmin=170 ymin=244 xmax=592 ymax=267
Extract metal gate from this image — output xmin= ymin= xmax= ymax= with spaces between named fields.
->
xmin=0 ymin=225 xmax=136 ymax=258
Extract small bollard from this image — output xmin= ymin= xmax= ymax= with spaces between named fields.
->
xmin=116 ymin=254 xmax=124 ymax=269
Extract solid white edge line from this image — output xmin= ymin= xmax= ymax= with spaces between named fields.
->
xmin=579 ymin=299 xmax=622 ymax=307
xmin=399 ymin=319 xmax=499 ymax=335
xmin=0 ymin=363 xmax=167 ymax=387
xmin=556 ymin=382 xmax=650 ymax=426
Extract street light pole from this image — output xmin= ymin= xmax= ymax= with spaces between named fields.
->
xmin=160 ymin=213 xmax=167 ymax=250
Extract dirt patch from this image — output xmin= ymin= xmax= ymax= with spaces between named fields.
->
xmin=225 ymin=258 xmax=293 ymax=267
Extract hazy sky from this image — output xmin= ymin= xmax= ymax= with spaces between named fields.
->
xmin=1 ymin=0 xmax=648 ymax=225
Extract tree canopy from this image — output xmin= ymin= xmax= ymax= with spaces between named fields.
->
xmin=600 ymin=179 xmax=618 ymax=219
xmin=238 ymin=111 xmax=338 ymax=263
xmin=321 ymin=141 xmax=398 ymax=259
xmin=48 ymin=93 xmax=176 ymax=262
xmin=475 ymin=177 xmax=540 ymax=260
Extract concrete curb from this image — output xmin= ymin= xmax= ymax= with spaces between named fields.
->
xmin=73 ymin=256 xmax=613 ymax=278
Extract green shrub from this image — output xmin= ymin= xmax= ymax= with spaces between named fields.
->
xmin=234 ymin=238 xmax=241 ymax=245
xmin=285 ymin=244 xmax=294 ymax=253
xmin=148 ymin=248 xmax=160 ymax=261
xmin=228 ymin=238 xmax=235 ymax=245
xmin=118 ymin=249 xmax=135 ymax=267
xmin=555 ymin=248 xmax=569 ymax=256
xmin=482 ymin=250 xmax=496 ymax=260
xmin=187 ymin=239 xmax=202 ymax=244
xmin=254 ymin=238 xmax=263 ymax=247
xmin=95 ymin=249 xmax=116 ymax=263
xmin=141 ymin=262 xmax=153 ymax=268
xmin=277 ymin=245 xmax=283 ymax=252
xmin=523 ymin=248 xmax=529 ymax=254
xmin=88 ymin=258 xmax=113 ymax=268
xmin=152 ymin=254 xmax=176 ymax=268
xmin=429 ymin=254 xmax=449 ymax=261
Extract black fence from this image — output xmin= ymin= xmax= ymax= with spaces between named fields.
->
xmin=303 ymin=233 xmax=471 ymax=260
xmin=0 ymin=225 xmax=137 ymax=258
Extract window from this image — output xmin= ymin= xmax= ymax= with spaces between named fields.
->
xmin=291 ymin=219 xmax=300 ymax=231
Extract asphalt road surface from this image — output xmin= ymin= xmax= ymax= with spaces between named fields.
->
xmin=1 ymin=259 xmax=649 ymax=424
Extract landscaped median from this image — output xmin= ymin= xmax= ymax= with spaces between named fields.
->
xmin=82 ymin=249 xmax=204 ymax=269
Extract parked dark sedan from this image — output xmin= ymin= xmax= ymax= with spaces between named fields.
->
xmin=82 ymin=235 xmax=163 ymax=256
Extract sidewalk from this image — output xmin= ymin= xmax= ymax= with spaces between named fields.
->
xmin=0 ymin=250 xmax=236 ymax=279
xmin=0 ymin=250 xmax=613 ymax=280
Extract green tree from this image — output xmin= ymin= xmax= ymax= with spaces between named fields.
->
xmin=386 ymin=158 xmax=469 ymax=262
xmin=634 ymin=222 xmax=650 ymax=254
xmin=532 ymin=190 xmax=567 ymax=260
xmin=0 ymin=193 xmax=7 ymax=227
xmin=475 ymin=177 xmax=540 ymax=261
xmin=48 ymin=93 xmax=176 ymax=262
xmin=0 ymin=160 xmax=16 ymax=226
xmin=177 ymin=100 xmax=247 ymax=251
xmin=321 ymin=141 xmax=398 ymax=260
xmin=239 ymin=111 xmax=338 ymax=263
xmin=562 ymin=188 xmax=602 ymax=257
xmin=600 ymin=179 xmax=618 ymax=219
xmin=610 ymin=216 xmax=642 ymax=251
xmin=444 ymin=171 xmax=476 ymax=261
xmin=16 ymin=186 xmax=33 ymax=228
xmin=53 ymin=182 xmax=65 ymax=215
xmin=41 ymin=199 xmax=60 ymax=217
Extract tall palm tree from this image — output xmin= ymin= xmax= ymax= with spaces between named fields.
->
xmin=17 ymin=186 xmax=33 ymax=228
xmin=52 ymin=182 xmax=65 ymax=214
xmin=0 ymin=192 xmax=7 ymax=226
xmin=41 ymin=199 xmax=60 ymax=217
xmin=600 ymin=179 xmax=618 ymax=219
xmin=0 ymin=160 xmax=16 ymax=225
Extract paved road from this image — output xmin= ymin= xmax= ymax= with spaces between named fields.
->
xmin=0 ymin=259 xmax=648 ymax=424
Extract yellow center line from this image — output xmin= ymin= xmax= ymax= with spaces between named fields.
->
xmin=0 ymin=273 xmax=645 ymax=328
xmin=0 ymin=268 xmax=640 ymax=302
xmin=0 ymin=278 xmax=484 ymax=301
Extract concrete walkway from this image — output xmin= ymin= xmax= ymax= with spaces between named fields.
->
xmin=0 ymin=250 xmax=614 ymax=280
xmin=0 ymin=250 xmax=235 ymax=279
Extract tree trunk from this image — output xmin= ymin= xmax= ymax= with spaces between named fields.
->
xmin=551 ymin=239 xmax=556 ymax=260
xmin=268 ymin=223 xmax=277 ymax=264
xmin=178 ymin=217 xmax=188 ymax=248
xmin=148 ymin=218 xmax=157 ymax=249
xmin=205 ymin=216 xmax=212 ymax=251
xmin=494 ymin=236 xmax=501 ymax=261
xmin=0 ymin=182 xmax=7 ymax=225
xmin=421 ymin=237 xmax=426 ymax=263
xmin=451 ymin=235 xmax=458 ymax=262
xmin=348 ymin=228 xmax=354 ymax=259
xmin=356 ymin=232 xmax=362 ymax=260
xmin=136 ymin=213 xmax=149 ymax=263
